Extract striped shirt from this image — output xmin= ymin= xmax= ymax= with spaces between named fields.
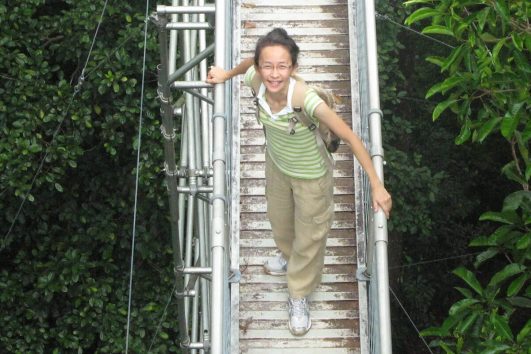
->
xmin=244 ymin=66 xmax=328 ymax=179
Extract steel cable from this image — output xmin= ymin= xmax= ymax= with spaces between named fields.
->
xmin=124 ymin=0 xmax=150 ymax=352
xmin=2 ymin=0 xmax=110 ymax=248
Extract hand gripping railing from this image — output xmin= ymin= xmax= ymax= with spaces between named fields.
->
xmin=351 ymin=0 xmax=393 ymax=353
xmin=152 ymin=1 xmax=232 ymax=353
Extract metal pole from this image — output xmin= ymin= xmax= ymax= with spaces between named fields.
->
xmin=210 ymin=1 xmax=227 ymax=353
xmin=178 ymin=114 xmax=188 ymax=255
xmin=169 ymin=0 xmax=180 ymax=75
xmin=153 ymin=14 xmax=189 ymax=347
xmin=364 ymin=0 xmax=392 ymax=352
xmin=198 ymin=1 xmax=212 ymax=342
xmin=191 ymin=236 xmax=201 ymax=354
xmin=181 ymin=0 xmax=197 ymax=328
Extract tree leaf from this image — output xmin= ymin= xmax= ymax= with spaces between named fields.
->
xmin=488 ymin=263 xmax=525 ymax=288
xmin=515 ymin=232 xmax=530 ymax=250
xmin=456 ymin=312 xmax=479 ymax=334
xmin=507 ymin=274 xmax=527 ymax=297
xmin=492 ymin=38 xmax=507 ymax=68
xmin=515 ymin=131 xmax=529 ymax=165
xmin=479 ymin=210 xmax=519 ymax=225
xmin=422 ymin=25 xmax=454 ymax=37
xmin=479 ymin=32 xmax=499 ymax=43
xmin=468 ymin=236 xmax=489 ymax=247
xmin=507 ymin=296 xmax=531 ymax=308
xmin=490 ymin=313 xmax=513 ymax=341
xmin=453 ymin=267 xmax=483 ymax=296
xmin=477 ymin=116 xmax=502 ymax=142
xmin=502 ymin=191 xmax=531 ymax=212
xmin=476 ymin=7 xmax=490 ymax=32
xmin=493 ymin=0 xmax=509 ymax=22
xmin=455 ymin=117 xmax=471 ymax=144
xmin=500 ymin=113 xmax=519 ymax=140
xmin=478 ymin=343 xmax=512 ymax=354
xmin=426 ymin=76 xmax=464 ymax=99
xmin=433 ymin=98 xmax=458 ymax=121
xmin=501 ymin=161 xmax=528 ymax=185
xmin=420 ymin=326 xmax=443 ymax=337
xmin=455 ymin=286 xmax=474 ymax=299
xmin=473 ymin=248 xmax=499 ymax=268
xmin=449 ymin=298 xmax=480 ymax=316
xmin=516 ymin=319 xmax=531 ymax=344
xmin=441 ymin=44 xmax=465 ymax=72
xmin=405 ymin=7 xmax=440 ymax=25
xmin=426 ymin=56 xmax=445 ymax=67
xmin=403 ymin=0 xmax=433 ymax=6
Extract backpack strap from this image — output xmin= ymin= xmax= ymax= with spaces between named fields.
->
xmin=250 ymin=74 xmax=267 ymax=146
xmin=291 ymin=82 xmax=335 ymax=170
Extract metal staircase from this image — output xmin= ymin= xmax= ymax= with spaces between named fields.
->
xmin=153 ymin=1 xmax=391 ymax=353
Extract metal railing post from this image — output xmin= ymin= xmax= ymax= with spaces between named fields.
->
xmin=210 ymin=0 xmax=228 ymax=353
xmin=364 ymin=0 xmax=392 ymax=352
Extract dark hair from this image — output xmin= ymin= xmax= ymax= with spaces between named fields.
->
xmin=254 ymin=28 xmax=300 ymax=67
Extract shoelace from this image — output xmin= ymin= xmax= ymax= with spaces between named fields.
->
xmin=290 ymin=298 xmax=308 ymax=317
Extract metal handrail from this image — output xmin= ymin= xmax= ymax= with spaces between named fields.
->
xmin=352 ymin=0 xmax=393 ymax=353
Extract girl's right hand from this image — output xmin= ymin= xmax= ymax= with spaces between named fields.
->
xmin=206 ymin=66 xmax=229 ymax=84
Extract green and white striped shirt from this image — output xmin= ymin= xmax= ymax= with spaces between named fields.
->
xmin=244 ymin=66 xmax=328 ymax=179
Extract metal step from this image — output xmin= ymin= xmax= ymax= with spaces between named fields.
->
xmin=232 ymin=0 xmax=360 ymax=353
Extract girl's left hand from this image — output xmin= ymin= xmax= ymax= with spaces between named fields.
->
xmin=372 ymin=184 xmax=392 ymax=219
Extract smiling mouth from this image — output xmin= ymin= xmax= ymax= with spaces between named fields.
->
xmin=268 ymin=80 xmax=283 ymax=88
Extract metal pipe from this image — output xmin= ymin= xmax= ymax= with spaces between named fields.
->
xmin=177 ymin=186 xmax=214 ymax=193
xmin=191 ymin=238 xmax=201 ymax=354
xmin=198 ymin=3 xmax=213 ymax=342
xmin=210 ymin=0 xmax=228 ymax=352
xmin=181 ymin=266 xmax=212 ymax=274
xmin=184 ymin=190 xmax=195 ymax=326
xmin=181 ymin=0 xmax=199 ymax=330
xmin=364 ymin=0 xmax=392 ymax=352
xmin=167 ymin=22 xmax=212 ymax=30
xmin=157 ymin=5 xmax=216 ymax=14
xmin=168 ymin=0 xmax=179 ymax=75
xmin=184 ymin=342 xmax=207 ymax=350
xmin=168 ymin=43 xmax=215 ymax=84
xmin=183 ymin=89 xmax=215 ymax=105
xmin=173 ymin=81 xmax=213 ymax=89
xmin=153 ymin=14 xmax=189 ymax=347
xmin=178 ymin=114 xmax=189 ymax=257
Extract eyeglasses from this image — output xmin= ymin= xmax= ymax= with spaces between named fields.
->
xmin=259 ymin=64 xmax=292 ymax=73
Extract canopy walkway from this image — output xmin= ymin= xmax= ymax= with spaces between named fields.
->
xmin=153 ymin=0 xmax=391 ymax=353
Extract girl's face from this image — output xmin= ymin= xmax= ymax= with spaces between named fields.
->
xmin=256 ymin=45 xmax=296 ymax=95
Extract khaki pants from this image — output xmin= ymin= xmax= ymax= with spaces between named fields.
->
xmin=265 ymin=153 xmax=334 ymax=298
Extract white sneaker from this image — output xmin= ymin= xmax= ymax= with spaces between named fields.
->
xmin=263 ymin=254 xmax=288 ymax=275
xmin=288 ymin=297 xmax=311 ymax=336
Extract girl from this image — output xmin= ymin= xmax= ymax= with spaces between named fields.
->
xmin=207 ymin=28 xmax=392 ymax=336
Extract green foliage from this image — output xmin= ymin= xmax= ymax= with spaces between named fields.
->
xmin=0 ymin=1 xmax=180 ymax=352
xmin=404 ymin=0 xmax=531 ymax=352
xmin=420 ymin=193 xmax=531 ymax=353
xmin=374 ymin=2 xmax=510 ymax=351
xmin=404 ymin=0 xmax=530 ymax=155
